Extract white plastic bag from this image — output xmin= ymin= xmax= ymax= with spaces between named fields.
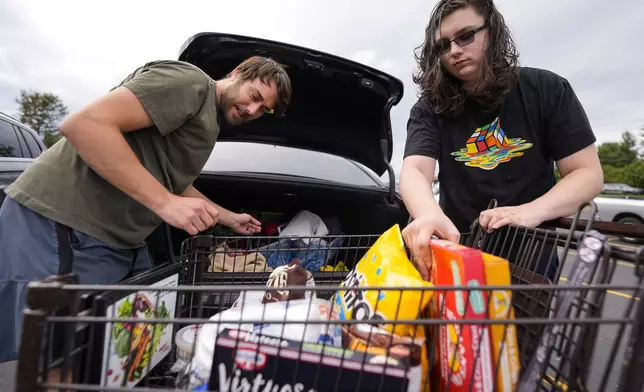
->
xmin=230 ymin=290 xmax=266 ymax=310
xmin=279 ymin=210 xmax=329 ymax=240
xmin=179 ymin=298 xmax=340 ymax=390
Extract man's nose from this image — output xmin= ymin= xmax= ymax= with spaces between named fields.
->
xmin=449 ymin=40 xmax=463 ymax=56
xmin=248 ymin=102 xmax=263 ymax=116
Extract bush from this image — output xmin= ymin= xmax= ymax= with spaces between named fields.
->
xmin=622 ymin=161 xmax=644 ymax=189
xmin=602 ymin=165 xmax=627 ymax=184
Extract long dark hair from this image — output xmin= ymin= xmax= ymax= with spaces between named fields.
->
xmin=412 ymin=0 xmax=519 ymax=117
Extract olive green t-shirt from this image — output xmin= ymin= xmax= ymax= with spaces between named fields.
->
xmin=5 ymin=60 xmax=220 ymax=249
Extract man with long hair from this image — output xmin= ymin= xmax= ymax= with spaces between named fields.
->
xmin=400 ymin=0 xmax=603 ymax=277
xmin=0 ymin=56 xmax=292 ymax=362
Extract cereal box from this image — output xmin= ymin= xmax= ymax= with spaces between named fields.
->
xmin=428 ymin=239 xmax=494 ymax=392
xmin=481 ymin=252 xmax=521 ymax=392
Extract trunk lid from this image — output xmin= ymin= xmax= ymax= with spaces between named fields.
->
xmin=178 ymin=32 xmax=404 ymax=176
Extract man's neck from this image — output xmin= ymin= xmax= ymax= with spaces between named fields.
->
xmin=463 ymin=78 xmax=487 ymax=96
xmin=213 ymin=78 xmax=233 ymax=113
xmin=463 ymin=82 xmax=476 ymax=93
xmin=213 ymin=79 xmax=224 ymax=103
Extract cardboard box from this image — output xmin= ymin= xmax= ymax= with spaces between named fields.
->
xmin=428 ymin=239 xmax=494 ymax=392
xmin=204 ymin=328 xmax=422 ymax=392
xmin=341 ymin=324 xmax=431 ymax=392
xmin=461 ymin=248 xmax=495 ymax=392
xmin=481 ymin=252 xmax=521 ymax=392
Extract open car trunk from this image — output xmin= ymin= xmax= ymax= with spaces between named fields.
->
xmin=193 ymin=173 xmax=408 ymax=236
xmin=147 ymin=173 xmax=410 ymax=279
xmin=140 ymin=31 xmax=410 ymax=315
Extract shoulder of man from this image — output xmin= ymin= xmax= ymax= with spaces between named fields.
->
xmin=116 ymin=60 xmax=216 ymax=136
xmin=410 ymin=96 xmax=438 ymax=117
xmin=518 ymin=66 xmax=571 ymax=91
xmin=142 ymin=59 xmax=209 ymax=75
xmin=113 ymin=60 xmax=211 ymax=89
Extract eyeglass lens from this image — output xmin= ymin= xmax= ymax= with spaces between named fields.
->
xmin=439 ymin=30 xmax=477 ymax=55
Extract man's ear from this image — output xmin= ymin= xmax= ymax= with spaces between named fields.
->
xmin=230 ymin=68 xmax=240 ymax=78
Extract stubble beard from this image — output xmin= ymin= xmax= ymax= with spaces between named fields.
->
xmin=217 ymin=81 xmax=249 ymax=126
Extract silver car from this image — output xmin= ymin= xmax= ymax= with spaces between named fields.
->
xmin=590 ymin=196 xmax=644 ymax=243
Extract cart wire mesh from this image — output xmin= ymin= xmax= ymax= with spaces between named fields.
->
xmin=13 ymin=202 xmax=644 ymax=392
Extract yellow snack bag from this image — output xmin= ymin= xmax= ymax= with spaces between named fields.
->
xmin=332 ymin=224 xmax=434 ymax=337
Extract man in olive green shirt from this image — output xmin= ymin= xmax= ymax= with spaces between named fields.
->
xmin=0 ymin=56 xmax=292 ymax=362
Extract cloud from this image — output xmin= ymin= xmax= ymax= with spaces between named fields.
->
xmin=0 ymin=0 xmax=640 ymax=182
xmin=350 ymin=50 xmax=397 ymax=72
xmin=351 ymin=50 xmax=378 ymax=66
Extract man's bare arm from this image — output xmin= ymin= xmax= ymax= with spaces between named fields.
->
xmin=399 ymin=156 xmax=442 ymax=219
xmin=59 ymin=86 xmax=173 ymax=212
xmin=528 ymin=144 xmax=604 ymax=220
xmin=181 ymin=184 xmax=234 ymax=226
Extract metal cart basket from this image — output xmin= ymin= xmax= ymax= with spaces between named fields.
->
xmin=12 ymin=202 xmax=644 ymax=392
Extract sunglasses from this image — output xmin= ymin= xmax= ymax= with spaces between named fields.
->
xmin=436 ymin=25 xmax=487 ymax=55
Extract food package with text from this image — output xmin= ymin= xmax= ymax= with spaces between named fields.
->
xmin=428 ymin=239 xmax=494 ymax=392
xmin=192 ymin=328 xmax=423 ymax=391
xmin=342 ymin=322 xmax=431 ymax=392
xmin=331 ymin=224 xmax=435 ymax=391
xmin=332 ymin=224 xmax=434 ymax=337
xmin=481 ymin=252 xmax=521 ymax=392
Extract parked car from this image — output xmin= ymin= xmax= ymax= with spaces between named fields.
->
xmin=590 ymin=196 xmax=644 ymax=244
xmin=603 ymin=183 xmax=644 ymax=195
xmin=144 ymin=32 xmax=411 ymax=264
xmin=0 ymin=111 xmax=46 ymax=206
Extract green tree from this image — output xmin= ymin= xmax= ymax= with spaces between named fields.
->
xmin=15 ymin=90 xmax=68 ymax=148
xmin=640 ymin=125 xmax=644 ymax=158
xmin=597 ymin=131 xmax=639 ymax=168
xmin=622 ymin=160 xmax=644 ymax=189
xmin=602 ymin=165 xmax=627 ymax=184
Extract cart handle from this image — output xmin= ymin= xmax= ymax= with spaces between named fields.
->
xmin=554 ymin=217 xmax=643 ymax=239
xmin=483 ymin=199 xmax=643 ymax=240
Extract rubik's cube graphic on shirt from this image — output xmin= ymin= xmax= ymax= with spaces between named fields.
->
xmin=465 ymin=118 xmax=511 ymax=154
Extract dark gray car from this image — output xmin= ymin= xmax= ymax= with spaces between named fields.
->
xmin=0 ymin=111 xmax=46 ymax=206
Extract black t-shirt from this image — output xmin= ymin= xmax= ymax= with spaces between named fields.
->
xmin=403 ymin=67 xmax=597 ymax=233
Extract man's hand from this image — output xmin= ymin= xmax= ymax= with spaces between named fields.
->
xmin=153 ymin=195 xmax=220 ymax=236
xmin=226 ymin=213 xmax=262 ymax=235
xmin=402 ymin=213 xmax=461 ymax=280
xmin=179 ymin=184 xmax=261 ymax=235
xmin=479 ymin=204 xmax=546 ymax=232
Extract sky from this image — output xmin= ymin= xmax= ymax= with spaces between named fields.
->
xmin=1 ymin=0 xmax=642 ymax=180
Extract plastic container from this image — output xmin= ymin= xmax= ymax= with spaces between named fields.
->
xmin=174 ymin=324 xmax=203 ymax=363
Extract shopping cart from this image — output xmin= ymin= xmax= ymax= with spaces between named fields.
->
xmin=12 ymin=201 xmax=644 ymax=392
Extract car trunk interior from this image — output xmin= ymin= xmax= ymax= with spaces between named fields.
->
xmin=145 ymin=173 xmax=409 ymax=279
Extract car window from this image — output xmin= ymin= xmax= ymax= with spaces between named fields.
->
xmin=203 ymin=142 xmax=381 ymax=187
xmin=13 ymin=126 xmax=29 ymax=157
xmin=0 ymin=120 xmax=23 ymax=157
xmin=19 ymin=128 xmax=43 ymax=158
